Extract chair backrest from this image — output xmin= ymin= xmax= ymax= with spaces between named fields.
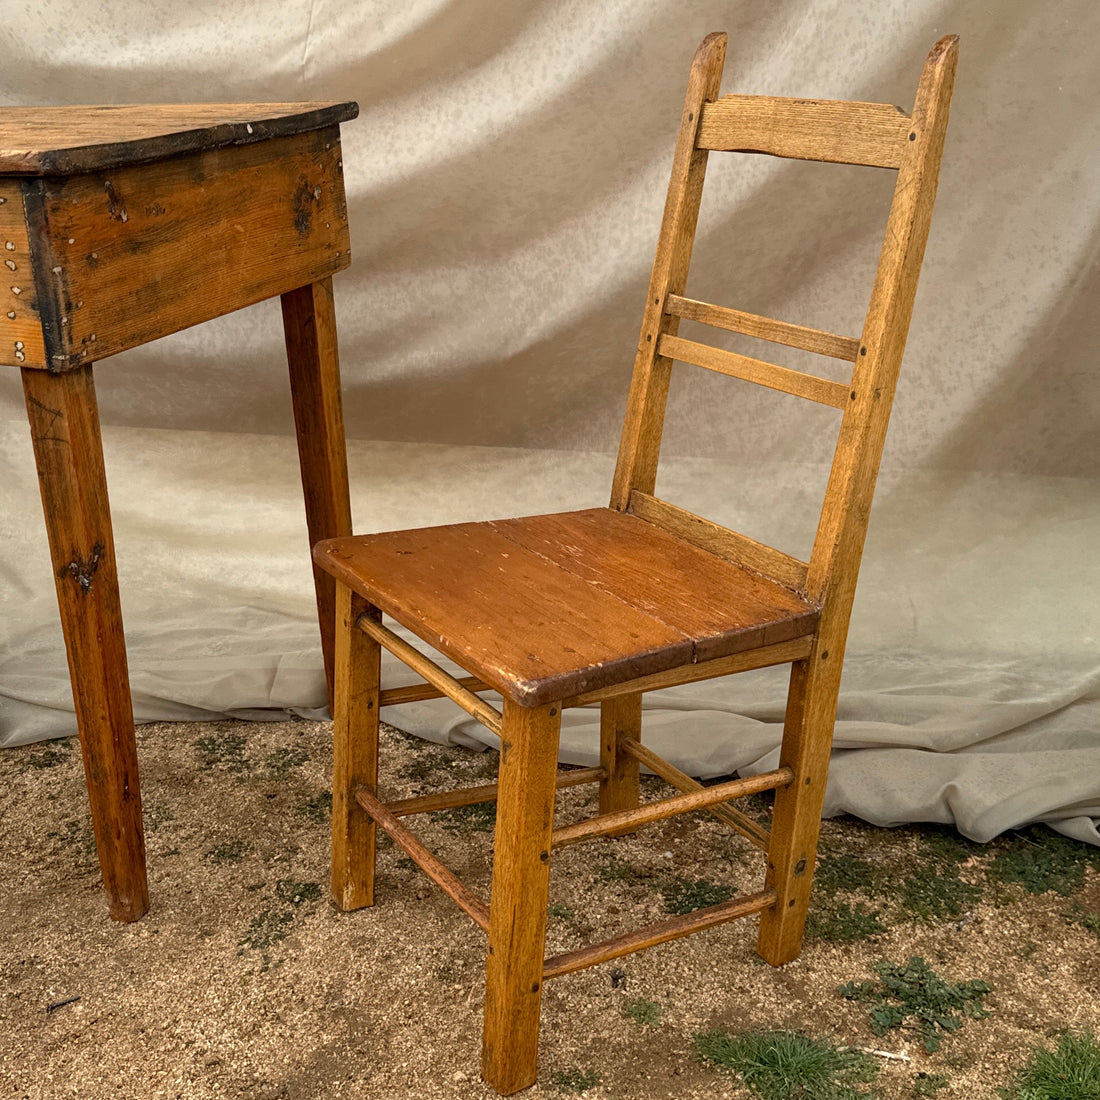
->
xmin=611 ymin=33 xmax=957 ymax=642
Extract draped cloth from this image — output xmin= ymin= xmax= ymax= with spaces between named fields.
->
xmin=0 ymin=1 xmax=1097 ymax=843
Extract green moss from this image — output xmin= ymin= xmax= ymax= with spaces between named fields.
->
xmin=265 ymin=747 xmax=309 ymax=780
xmin=898 ymin=865 xmax=981 ymax=921
xmin=988 ymin=828 xmax=1100 ymax=897
xmin=430 ymin=800 xmax=496 ymax=833
xmin=806 ymin=902 xmax=887 ymax=943
xmin=195 ymin=731 xmax=250 ymax=773
xmin=300 ymin=791 xmax=332 ymax=822
xmin=239 ymin=908 xmax=293 ymax=951
xmin=550 ymin=1068 xmax=600 ymax=1092
xmin=274 ymin=879 xmax=322 ymax=905
xmin=205 ymin=839 xmax=249 ymax=864
xmin=661 ymin=878 xmax=734 ymax=915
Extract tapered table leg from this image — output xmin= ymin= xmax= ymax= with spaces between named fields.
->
xmin=282 ymin=277 xmax=353 ymax=711
xmin=22 ymin=364 xmax=149 ymax=922
xmin=482 ymin=700 xmax=562 ymax=1094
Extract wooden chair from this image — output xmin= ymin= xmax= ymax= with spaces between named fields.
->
xmin=313 ymin=32 xmax=957 ymax=1093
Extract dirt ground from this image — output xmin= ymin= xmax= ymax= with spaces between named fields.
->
xmin=1 ymin=717 xmax=1097 ymax=1100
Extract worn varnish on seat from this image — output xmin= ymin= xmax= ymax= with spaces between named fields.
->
xmin=313 ymin=32 xmax=958 ymax=1095
xmin=316 ymin=508 xmax=819 ymax=705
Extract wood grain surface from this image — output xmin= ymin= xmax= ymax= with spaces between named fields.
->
xmin=314 ymin=507 xmax=819 ymax=706
xmin=0 ymin=102 xmax=357 ymax=175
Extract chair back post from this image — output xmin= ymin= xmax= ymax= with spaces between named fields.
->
xmin=610 ymin=31 xmax=727 ymax=510
xmin=805 ymin=35 xmax=958 ymax=645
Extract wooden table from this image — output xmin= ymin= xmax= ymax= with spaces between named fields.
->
xmin=3 ymin=103 xmax=358 ymax=921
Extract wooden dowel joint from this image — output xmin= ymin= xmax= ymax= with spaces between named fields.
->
xmin=356 ymin=614 xmax=503 ymax=736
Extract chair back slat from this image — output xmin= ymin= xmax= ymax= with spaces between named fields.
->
xmin=612 ymin=34 xmax=958 ymax=614
xmin=697 ymin=94 xmax=912 ymax=168
xmin=666 ymin=294 xmax=860 ymax=361
xmin=629 ymin=491 xmax=809 ymax=591
xmin=659 ymin=333 xmax=850 ymax=409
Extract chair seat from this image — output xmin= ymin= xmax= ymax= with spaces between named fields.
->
xmin=314 ymin=507 xmax=819 ymax=706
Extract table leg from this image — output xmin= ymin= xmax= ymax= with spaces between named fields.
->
xmin=22 ymin=364 xmax=149 ymax=923
xmin=282 ymin=278 xmax=353 ymax=711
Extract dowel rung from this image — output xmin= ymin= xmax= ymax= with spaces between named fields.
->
xmin=551 ymin=767 xmax=792 ymax=849
xmin=385 ymin=767 xmax=606 ymax=818
xmin=354 ymin=786 xmax=491 ymax=931
xmin=660 ymin=333 xmax=850 ymax=409
xmin=356 ymin=614 xmax=503 ymax=736
xmin=543 ymin=889 xmax=777 ymax=979
xmin=622 ymin=740 xmax=770 ymax=850
xmin=380 ymin=675 xmax=491 ymax=708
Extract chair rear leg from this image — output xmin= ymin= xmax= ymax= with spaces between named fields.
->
xmin=482 ymin=700 xmax=563 ymax=1095
xmin=331 ymin=583 xmax=381 ymax=911
xmin=599 ymin=693 xmax=642 ymax=833
xmin=756 ymin=653 xmax=840 ymax=965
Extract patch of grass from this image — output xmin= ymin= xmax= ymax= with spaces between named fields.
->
xmin=917 ymin=825 xmax=980 ymax=865
xmin=275 ymin=879 xmax=322 ymax=905
xmin=814 ymin=853 xmax=884 ymax=896
xmin=661 ymin=878 xmax=733 ymax=915
xmin=694 ymin=1029 xmax=878 ymax=1100
xmin=47 ymin=818 xmax=96 ymax=855
xmin=912 ymin=1072 xmax=950 ymax=1096
xmin=239 ymin=908 xmax=294 ymax=952
xmin=840 ymin=956 xmax=991 ymax=1053
xmin=144 ymin=803 xmax=174 ymax=834
xmin=595 ymin=859 xmax=635 ymax=883
xmin=988 ymin=827 xmax=1100 ymax=897
xmin=550 ymin=1068 xmax=600 ymax=1092
xmin=300 ymin=790 xmax=332 ymax=823
xmin=399 ymin=748 xmax=454 ymax=782
xmin=898 ymin=865 xmax=981 ymax=921
xmin=195 ymin=731 xmax=250 ymax=773
xmin=548 ymin=902 xmax=574 ymax=920
xmin=265 ymin=747 xmax=309 ymax=780
xmin=623 ymin=998 xmax=663 ymax=1026
xmin=205 ymin=839 xmax=249 ymax=865
xmin=1065 ymin=902 xmax=1100 ymax=938
xmin=430 ymin=800 xmax=496 ymax=833
xmin=22 ymin=738 xmax=75 ymax=769
xmin=998 ymin=1029 xmax=1100 ymax=1100
xmin=807 ymin=901 xmax=887 ymax=943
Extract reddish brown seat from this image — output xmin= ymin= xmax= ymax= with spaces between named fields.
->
xmin=316 ymin=507 xmax=819 ymax=706
xmin=313 ymin=31 xmax=958 ymax=1095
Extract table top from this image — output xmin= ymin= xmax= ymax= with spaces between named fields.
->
xmin=0 ymin=101 xmax=358 ymax=176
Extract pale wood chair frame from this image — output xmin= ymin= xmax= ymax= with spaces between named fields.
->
xmin=316 ymin=32 xmax=958 ymax=1094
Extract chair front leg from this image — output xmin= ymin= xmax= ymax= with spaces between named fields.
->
xmin=331 ymin=583 xmax=381 ymax=911
xmin=598 ymin=693 xmax=642 ymax=832
xmin=482 ymin=699 xmax=563 ymax=1095
xmin=756 ymin=651 xmax=841 ymax=965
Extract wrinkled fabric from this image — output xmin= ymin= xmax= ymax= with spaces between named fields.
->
xmin=0 ymin=1 xmax=1097 ymax=844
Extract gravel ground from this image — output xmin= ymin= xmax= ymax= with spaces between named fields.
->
xmin=1 ymin=717 xmax=1098 ymax=1099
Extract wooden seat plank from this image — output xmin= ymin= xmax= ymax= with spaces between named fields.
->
xmin=315 ymin=522 xmax=696 ymax=707
xmin=487 ymin=509 xmax=819 ymax=660
xmin=315 ymin=508 xmax=820 ymax=706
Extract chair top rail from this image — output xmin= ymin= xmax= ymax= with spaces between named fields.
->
xmin=697 ymin=93 xmax=912 ymax=168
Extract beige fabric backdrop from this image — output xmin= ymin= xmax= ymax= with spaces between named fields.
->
xmin=0 ymin=1 xmax=1097 ymax=842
